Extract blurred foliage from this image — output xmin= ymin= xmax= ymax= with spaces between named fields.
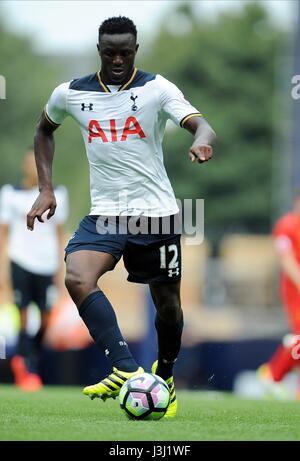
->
xmin=0 ymin=22 xmax=56 ymax=182
xmin=138 ymin=2 xmax=285 ymax=240
xmin=0 ymin=20 xmax=90 ymax=229
xmin=0 ymin=3 xmax=287 ymax=237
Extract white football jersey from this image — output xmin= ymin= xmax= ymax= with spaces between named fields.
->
xmin=0 ymin=185 xmax=69 ymax=275
xmin=45 ymin=68 xmax=202 ymax=217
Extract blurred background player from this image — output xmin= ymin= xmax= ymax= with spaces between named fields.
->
xmin=258 ymin=191 xmax=300 ymax=398
xmin=0 ymin=150 xmax=69 ymax=391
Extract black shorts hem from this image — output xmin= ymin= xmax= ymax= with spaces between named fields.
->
xmin=64 ymin=246 xmax=120 ymax=265
xmin=127 ymin=275 xmax=181 ymax=284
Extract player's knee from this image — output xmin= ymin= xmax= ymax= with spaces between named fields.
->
xmin=65 ymin=270 xmax=93 ymax=304
xmin=158 ymin=295 xmax=182 ymax=323
xmin=64 ymin=271 xmax=79 ymax=297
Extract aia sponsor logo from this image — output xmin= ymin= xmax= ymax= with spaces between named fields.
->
xmin=88 ymin=116 xmax=145 ymax=143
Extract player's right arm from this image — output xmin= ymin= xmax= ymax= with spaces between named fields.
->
xmin=27 ymin=82 xmax=69 ymax=231
xmin=27 ymin=113 xmax=59 ymax=231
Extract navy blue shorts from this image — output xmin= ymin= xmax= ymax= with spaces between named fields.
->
xmin=65 ymin=215 xmax=181 ymax=284
xmin=11 ymin=261 xmax=55 ymax=311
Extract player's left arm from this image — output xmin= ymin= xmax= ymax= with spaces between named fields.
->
xmin=157 ymin=75 xmax=216 ymax=162
xmin=183 ymin=116 xmax=216 ymax=163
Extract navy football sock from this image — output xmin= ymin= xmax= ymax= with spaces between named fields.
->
xmin=17 ymin=331 xmax=37 ymax=373
xmin=155 ymin=312 xmax=184 ymax=380
xmin=79 ymin=290 xmax=139 ymax=373
xmin=18 ymin=331 xmax=32 ymax=358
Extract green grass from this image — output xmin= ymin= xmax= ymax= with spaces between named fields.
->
xmin=0 ymin=385 xmax=300 ymax=441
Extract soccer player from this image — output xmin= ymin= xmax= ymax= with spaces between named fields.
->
xmin=258 ymin=191 xmax=300 ymax=397
xmin=27 ymin=17 xmax=216 ymax=416
xmin=0 ymin=150 xmax=68 ymax=391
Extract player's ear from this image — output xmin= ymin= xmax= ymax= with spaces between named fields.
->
xmin=135 ymin=43 xmax=139 ymax=54
xmin=97 ymin=43 xmax=100 ymax=54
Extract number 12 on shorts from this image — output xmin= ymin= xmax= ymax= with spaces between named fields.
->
xmin=159 ymin=244 xmax=180 ymax=277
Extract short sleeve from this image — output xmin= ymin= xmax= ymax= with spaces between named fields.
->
xmin=0 ymin=185 xmax=14 ymax=224
xmin=54 ymin=186 xmax=69 ymax=224
xmin=156 ymin=75 xmax=202 ymax=127
xmin=45 ymin=82 xmax=70 ymax=126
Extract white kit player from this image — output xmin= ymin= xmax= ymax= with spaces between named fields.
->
xmin=27 ymin=17 xmax=216 ymax=416
xmin=0 ymin=151 xmax=68 ymax=391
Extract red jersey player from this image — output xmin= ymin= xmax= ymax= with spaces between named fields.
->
xmin=259 ymin=192 xmax=300 ymax=397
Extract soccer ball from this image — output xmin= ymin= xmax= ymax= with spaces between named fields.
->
xmin=119 ymin=372 xmax=170 ymax=420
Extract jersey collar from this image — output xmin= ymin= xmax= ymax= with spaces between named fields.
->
xmin=97 ymin=68 xmax=138 ymax=93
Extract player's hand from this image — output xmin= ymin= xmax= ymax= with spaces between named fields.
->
xmin=27 ymin=188 xmax=57 ymax=231
xmin=189 ymin=144 xmax=213 ymax=163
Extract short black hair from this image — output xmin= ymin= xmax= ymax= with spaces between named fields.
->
xmin=98 ymin=16 xmax=137 ymax=42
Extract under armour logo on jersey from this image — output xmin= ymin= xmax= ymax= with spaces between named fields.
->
xmin=81 ymin=103 xmax=93 ymax=111
xmin=130 ymin=93 xmax=138 ymax=111
xmin=105 ymin=348 xmax=110 ymax=356
xmin=168 ymin=268 xmax=180 ymax=277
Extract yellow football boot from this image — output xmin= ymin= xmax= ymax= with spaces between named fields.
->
xmin=83 ymin=366 xmax=144 ymax=401
xmin=152 ymin=360 xmax=177 ymax=417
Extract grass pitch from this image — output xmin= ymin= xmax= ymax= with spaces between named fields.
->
xmin=0 ymin=385 xmax=300 ymax=441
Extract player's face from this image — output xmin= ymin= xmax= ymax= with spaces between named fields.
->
xmin=98 ymin=33 xmax=139 ymax=84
